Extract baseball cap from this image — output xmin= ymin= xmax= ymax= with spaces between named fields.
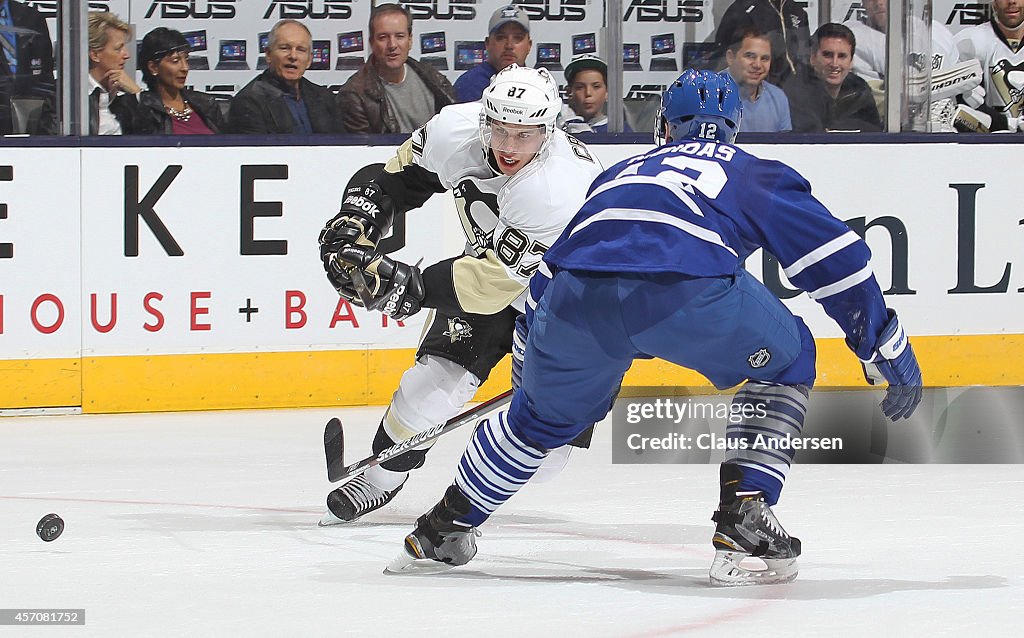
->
xmin=488 ymin=4 xmax=530 ymax=35
xmin=565 ymin=53 xmax=607 ymax=84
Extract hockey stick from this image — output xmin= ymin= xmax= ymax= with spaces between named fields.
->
xmin=348 ymin=267 xmax=377 ymax=309
xmin=347 ymin=255 xmax=423 ymax=311
xmin=324 ymin=388 xmax=513 ymax=483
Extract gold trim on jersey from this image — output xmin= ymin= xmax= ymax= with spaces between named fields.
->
xmin=384 ymin=137 xmax=417 ymax=174
xmin=452 ymin=250 xmax=527 ymax=315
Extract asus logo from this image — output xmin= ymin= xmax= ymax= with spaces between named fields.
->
xmin=144 ymin=1 xmax=237 ymax=19
xmin=624 ymin=0 xmax=704 ymax=23
xmin=263 ymin=1 xmax=353 ymax=20
xmin=626 ymin=84 xmax=667 ymax=99
xmin=26 ymin=1 xmax=109 ymax=16
xmin=946 ymin=3 xmax=989 ymax=25
xmin=518 ymin=0 xmax=586 ymax=22
xmin=843 ymin=3 xmax=866 ymax=22
xmin=405 ymin=0 xmax=477 ymax=21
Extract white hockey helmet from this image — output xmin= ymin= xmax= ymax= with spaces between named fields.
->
xmin=480 ymin=64 xmax=561 ymax=156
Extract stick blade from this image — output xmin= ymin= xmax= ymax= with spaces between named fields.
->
xmin=324 ymin=417 xmax=346 ymax=482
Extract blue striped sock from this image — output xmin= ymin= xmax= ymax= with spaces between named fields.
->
xmin=455 ymin=411 xmax=547 ymax=527
xmin=724 ymin=382 xmax=809 ymax=505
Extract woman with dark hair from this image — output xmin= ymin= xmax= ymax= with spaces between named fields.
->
xmin=135 ymin=27 xmax=225 ymax=134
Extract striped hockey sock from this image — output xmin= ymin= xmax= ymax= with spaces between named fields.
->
xmin=455 ymin=411 xmax=547 ymax=527
xmin=724 ymin=382 xmax=810 ymax=505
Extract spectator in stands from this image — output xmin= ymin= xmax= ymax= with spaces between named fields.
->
xmin=452 ymin=4 xmax=531 ymax=103
xmin=338 ymin=3 xmax=454 ymax=134
xmin=0 ymin=0 xmax=55 ymax=135
xmin=725 ymin=26 xmax=791 ymax=132
xmin=953 ymin=0 xmax=1023 ymax=131
xmin=86 ymin=11 xmax=140 ymax=135
xmin=227 ymin=19 xmax=344 ymax=134
xmin=134 ymin=27 xmax=225 ymax=135
xmin=782 ymin=23 xmax=882 ymax=133
xmin=559 ymin=54 xmax=631 ymax=134
xmin=845 ymin=0 xmax=961 ymax=123
xmin=714 ymin=0 xmax=810 ymax=86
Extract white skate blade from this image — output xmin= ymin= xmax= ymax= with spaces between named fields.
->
xmin=383 ymin=550 xmax=456 ymax=575
xmin=317 ymin=509 xmax=346 ymax=527
xmin=709 ymin=550 xmax=799 ymax=586
xmin=318 ymin=507 xmax=367 ymax=526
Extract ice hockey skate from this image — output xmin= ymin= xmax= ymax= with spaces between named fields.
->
xmin=385 ymin=484 xmax=479 ymax=574
xmin=709 ymin=464 xmax=801 ymax=586
xmin=318 ymin=474 xmax=406 ymax=526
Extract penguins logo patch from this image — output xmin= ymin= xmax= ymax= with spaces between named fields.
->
xmin=444 ymin=318 xmax=473 ymax=343
xmin=748 ymin=348 xmax=771 ymax=368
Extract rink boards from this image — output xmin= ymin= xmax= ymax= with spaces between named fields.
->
xmin=0 ymin=142 xmax=1021 ymax=411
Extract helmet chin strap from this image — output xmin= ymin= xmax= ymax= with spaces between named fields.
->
xmin=995 ymin=13 xmax=1024 ymax=34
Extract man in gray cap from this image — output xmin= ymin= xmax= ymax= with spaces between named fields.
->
xmin=452 ymin=3 xmax=531 ymax=102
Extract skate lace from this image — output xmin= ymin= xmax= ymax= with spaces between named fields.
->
xmin=760 ymin=508 xmax=786 ymax=539
xmin=340 ymin=476 xmax=390 ymax=512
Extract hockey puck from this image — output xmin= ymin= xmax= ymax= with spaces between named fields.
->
xmin=36 ymin=513 xmax=64 ymax=542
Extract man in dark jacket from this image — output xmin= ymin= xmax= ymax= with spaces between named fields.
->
xmin=0 ymin=0 xmax=55 ymax=134
xmin=783 ymin=23 xmax=883 ymax=133
xmin=714 ymin=0 xmax=810 ymax=86
xmin=227 ymin=19 xmax=344 ymax=134
xmin=339 ymin=3 xmax=454 ymax=134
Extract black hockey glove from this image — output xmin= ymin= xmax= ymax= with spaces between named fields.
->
xmin=323 ymin=252 xmax=364 ymax=305
xmin=334 ymin=244 xmax=426 ymax=322
xmin=851 ymin=309 xmax=923 ymax=421
xmin=319 ymin=182 xmax=396 ymax=270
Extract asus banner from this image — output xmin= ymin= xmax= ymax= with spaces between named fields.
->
xmin=26 ymin=1 xmax=991 ymax=101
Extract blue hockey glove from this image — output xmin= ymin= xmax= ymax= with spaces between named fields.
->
xmin=858 ymin=309 xmax=923 ymax=420
xmin=511 ymin=313 xmax=527 ymax=391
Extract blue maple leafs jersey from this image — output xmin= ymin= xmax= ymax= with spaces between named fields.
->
xmin=536 ymin=139 xmax=890 ymax=358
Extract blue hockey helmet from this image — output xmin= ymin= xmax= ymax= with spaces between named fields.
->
xmin=656 ymin=69 xmax=742 ymax=145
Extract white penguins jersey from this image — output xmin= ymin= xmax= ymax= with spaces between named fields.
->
xmin=382 ymin=102 xmax=603 ymax=314
xmin=955 ymin=20 xmax=1024 ymax=118
xmin=845 ymin=18 xmax=959 ymax=82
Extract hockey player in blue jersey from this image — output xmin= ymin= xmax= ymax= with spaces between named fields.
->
xmin=382 ymin=69 xmax=923 ymax=584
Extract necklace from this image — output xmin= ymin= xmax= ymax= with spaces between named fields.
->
xmin=165 ymin=101 xmax=193 ymax=122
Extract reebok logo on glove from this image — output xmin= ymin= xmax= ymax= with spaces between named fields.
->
xmin=382 ymin=284 xmax=407 ymax=317
xmin=342 ymin=195 xmax=378 ymax=214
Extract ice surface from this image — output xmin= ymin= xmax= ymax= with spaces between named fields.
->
xmin=1 ymin=406 xmax=1021 ymax=636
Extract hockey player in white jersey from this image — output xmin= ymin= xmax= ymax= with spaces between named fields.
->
xmin=954 ymin=0 xmax=1024 ymax=131
xmin=378 ymin=70 xmax=922 ymax=584
xmin=317 ymin=65 xmax=603 ymax=525
xmin=842 ymin=0 xmax=985 ymax=131
xmin=845 ymin=0 xmax=960 ymax=84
